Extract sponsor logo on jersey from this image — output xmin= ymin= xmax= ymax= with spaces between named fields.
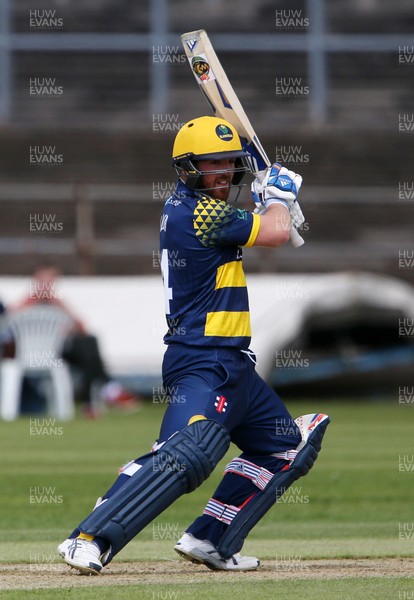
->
xmin=214 ymin=395 xmax=228 ymax=413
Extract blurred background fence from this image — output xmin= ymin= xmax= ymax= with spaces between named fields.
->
xmin=0 ymin=0 xmax=413 ymax=281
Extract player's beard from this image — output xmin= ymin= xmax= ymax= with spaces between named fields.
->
xmin=200 ymin=175 xmax=232 ymax=201
xmin=212 ymin=183 xmax=231 ymax=201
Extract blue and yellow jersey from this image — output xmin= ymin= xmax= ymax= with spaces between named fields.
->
xmin=159 ymin=181 xmax=260 ymax=349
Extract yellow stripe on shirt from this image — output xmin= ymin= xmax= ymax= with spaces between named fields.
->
xmin=205 ymin=311 xmax=251 ymax=338
xmin=244 ymin=213 xmax=260 ymax=247
xmin=215 ymin=261 xmax=246 ymax=290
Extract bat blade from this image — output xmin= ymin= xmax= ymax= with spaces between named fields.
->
xmin=181 ymin=29 xmax=304 ymax=248
xmin=181 ymin=29 xmax=269 ymax=174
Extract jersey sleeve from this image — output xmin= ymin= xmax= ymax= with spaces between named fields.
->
xmin=193 ymin=196 xmax=260 ymax=248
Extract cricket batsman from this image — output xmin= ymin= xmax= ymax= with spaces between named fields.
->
xmin=58 ymin=116 xmax=330 ymax=573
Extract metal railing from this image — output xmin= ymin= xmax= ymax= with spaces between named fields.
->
xmin=0 ymin=182 xmax=408 ymax=276
xmin=0 ymin=0 xmax=414 ymax=125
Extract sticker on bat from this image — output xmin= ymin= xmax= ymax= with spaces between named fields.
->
xmin=185 ymin=37 xmax=199 ymax=52
xmin=191 ymin=54 xmax=216 ymax=83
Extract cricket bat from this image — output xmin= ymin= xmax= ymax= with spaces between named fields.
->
xmin=181 ymin=29 xmax=304 ymax=248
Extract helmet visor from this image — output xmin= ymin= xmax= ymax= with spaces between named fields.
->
xmin=192 ymin=149 xmax=250 ymax=161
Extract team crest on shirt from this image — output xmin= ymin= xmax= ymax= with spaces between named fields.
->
xmin=214 ymin=395 xmax=228 ymax=413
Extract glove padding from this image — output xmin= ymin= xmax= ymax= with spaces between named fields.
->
xmin=252 ymin=163 xmax=305 ymax=229
xmin=252 ymin=163 xmax=303 ymax=208
xmin=289 ymin=200 xmax=305 ymax=229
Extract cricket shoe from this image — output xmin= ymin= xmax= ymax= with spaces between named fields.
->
xmin=174 ymin=532 xmax=260 ymax=571
xmin=58 ymin=537 xmax=110 ymax=575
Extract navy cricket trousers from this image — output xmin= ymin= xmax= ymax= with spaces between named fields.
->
xmin=159 ymin=344 xmax=301 ymax=454
xmin=160 ymin=344 xmax=301 ymax=548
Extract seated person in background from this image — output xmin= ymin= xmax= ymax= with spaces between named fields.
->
xmin=10 ymin=262 xmax=140 ymax=418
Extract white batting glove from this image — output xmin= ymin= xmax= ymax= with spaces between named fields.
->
xmin=262 ymin=163 xmax=303 ymax=208
xmin=290 ymin=200 xmax=305 ymax=229
xmin=251 ymin=163 xmax=305 ymax=227
xmin=251 ymin=163 xmax=302 ymax=209
xmin=251 ymin=169 xmax=266 ymax=206
xmin=253 ymin=196 xmax=305 ymax=228
xmin=251 ymin=168 xmax=267 ymax=213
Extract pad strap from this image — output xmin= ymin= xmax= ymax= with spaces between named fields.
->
xmin=272 ymin=449 xmax=298 ymax=463
xmin=224 ymin=458 xmax=274 ymax=491
xmin=203 ymin=498 xmax=240 ymax=525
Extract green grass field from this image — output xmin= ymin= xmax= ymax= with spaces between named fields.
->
xmin=0 ymin=399 xmax=412 ymax=598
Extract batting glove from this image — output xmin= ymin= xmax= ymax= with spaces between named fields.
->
xmin=251 ymin=163 xmax=302 ymax=208
xmin=290 ymin=200 xmax=305 ymax=229
xmin=253 ymin=188 xmax=305 ymax=227
xmin=251 ymin=163 xmax=305 ymax=227
xmin=263 ymin=163 xmax=302 ymax=208
xmin=251 ymin=168 xmax=267 ymax=210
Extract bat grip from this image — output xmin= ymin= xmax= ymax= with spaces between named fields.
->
xmin=290 ymin=227 xmax=305 ymax=248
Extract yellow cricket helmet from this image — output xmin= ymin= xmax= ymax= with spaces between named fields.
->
xmin=172 ymin=116 xmax=250 ymax=190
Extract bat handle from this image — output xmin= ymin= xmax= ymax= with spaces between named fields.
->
xmin=290 ymin=227 xmax=305 ymax=248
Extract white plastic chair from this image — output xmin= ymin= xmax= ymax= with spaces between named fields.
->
xmin=0 ymin=305 xmax=75 ymax=421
